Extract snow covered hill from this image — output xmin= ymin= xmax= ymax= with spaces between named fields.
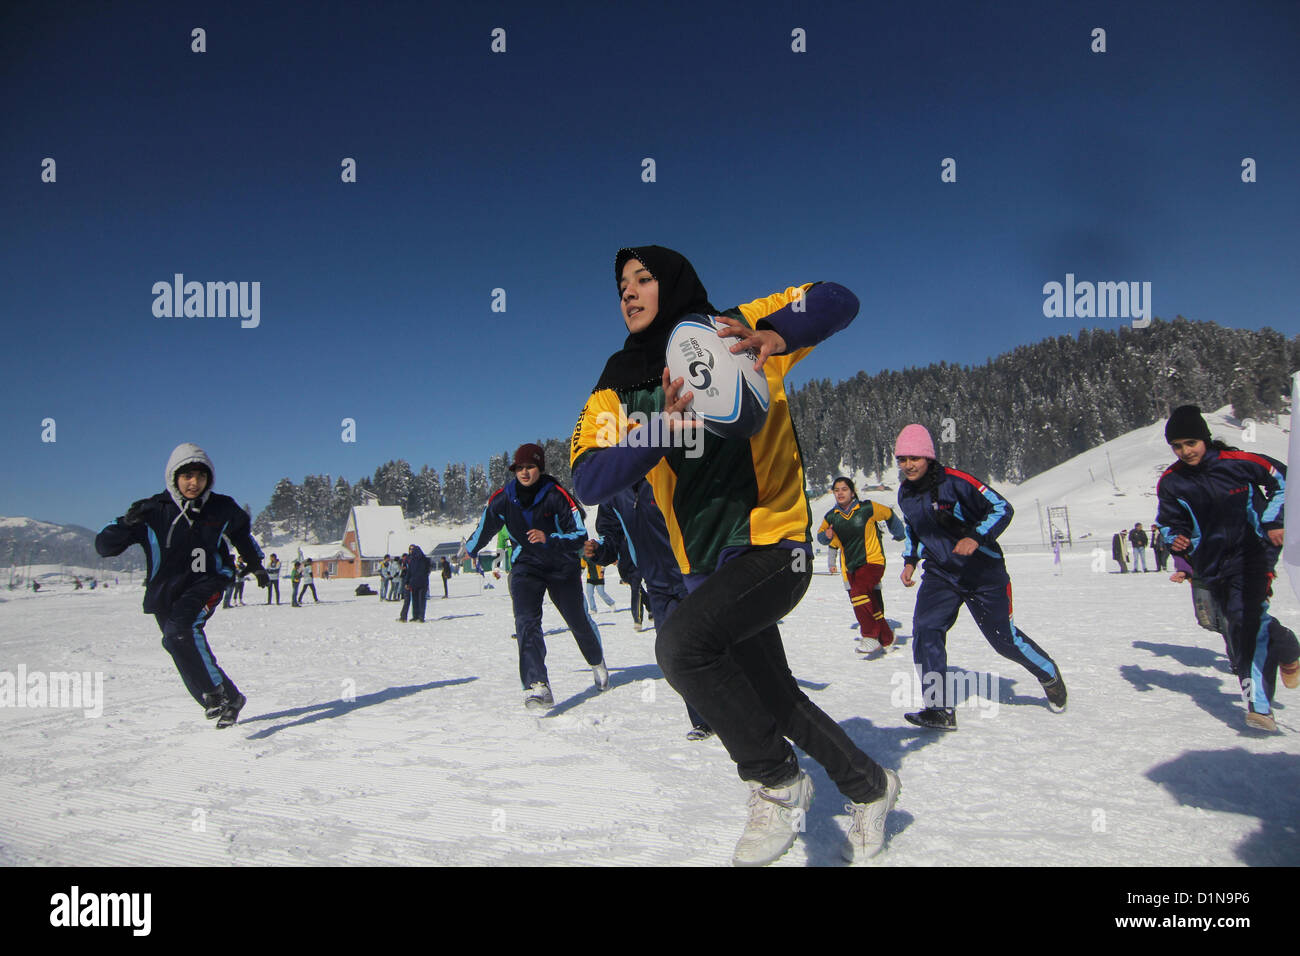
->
xmin=810 ymin=406 xmax=1289 ymax=552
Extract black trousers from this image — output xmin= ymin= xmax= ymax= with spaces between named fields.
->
xmin=154 ymin=582 xmax=239 ymax=705
xmin=655 ymin=547 xmax=886 ymax=803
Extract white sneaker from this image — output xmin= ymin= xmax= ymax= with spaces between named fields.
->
xmin=855 ymin=637 xmax=882 ymax=655
xmin=524 ymin=682 xmax=553 ymax=710
xmin=732 ymin=771 xmax=814 ymax=867
xmin=592 ymin=661 xmax=610 ymax=691
xmin=842 ymin=769 xmax=901 ymax=863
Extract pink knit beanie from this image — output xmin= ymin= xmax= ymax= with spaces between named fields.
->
xmin=894 ymin=424 xmax=936 ymax=460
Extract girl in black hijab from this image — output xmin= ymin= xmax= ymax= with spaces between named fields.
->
xmin=570 ymin=245 xmax=899 ymax=866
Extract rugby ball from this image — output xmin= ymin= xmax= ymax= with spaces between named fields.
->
xmin=665 ymin=314 xmax=771 ymax=440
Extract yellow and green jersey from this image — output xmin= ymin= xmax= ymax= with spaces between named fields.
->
xmin=570 ymin=285 xmax=819 ymax=576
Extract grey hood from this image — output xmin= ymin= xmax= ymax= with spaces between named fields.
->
xmin=163 ymin=442 xmax=215 ymax=546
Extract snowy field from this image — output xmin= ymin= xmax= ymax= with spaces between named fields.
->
xmin=2 ymin=543 xmax=1298 ymax=868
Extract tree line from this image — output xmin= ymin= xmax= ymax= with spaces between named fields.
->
xmin=252 ymin=437 xmax=573 ymax=544
xmin=254 ymin=318 xmax=1293 ymax=542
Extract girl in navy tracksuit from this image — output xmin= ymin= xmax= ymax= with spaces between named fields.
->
xmin=1155 ymin=405 xmax=1294 ymax=731
xmin=894 ymin=425 xmax=1065 ymax=730
xmin=94 ymin=442 xmax=266 ymax=727
xmin=463 ymin=442 xmax=607 ymax=707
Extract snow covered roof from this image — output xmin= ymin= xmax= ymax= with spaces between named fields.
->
xmin=346 ymin=505 xmax=441 ymax=558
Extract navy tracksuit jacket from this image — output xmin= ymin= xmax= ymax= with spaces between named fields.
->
xmin=464 ymin=476 xmax=604 ymax=689
xmin=1155 ymin=448 xmax=1289 ymax=713
xmin=96 ymin=490 xmax=263 ymax=703
xmin=585 ymin=481 xmax=710 ymax=730
xmin=898 ymin=465 xmax=1059 ymax=707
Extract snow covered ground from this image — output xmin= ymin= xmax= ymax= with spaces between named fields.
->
xmin=3 ymin=539 xmax=1298 ymax=867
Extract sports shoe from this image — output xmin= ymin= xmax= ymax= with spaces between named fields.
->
xmin=685 ymin=726 xmax=714 ymax=741
xmin=1246 ymin=707 xmax=1277 ymax=732
xmin=904 ymin=707 xmax=957 ymax=730
xmin=732 ymin=771 xmax=814 ymax=867
xmin=215 ymin=691 xmax=246 ymax=729
xmin=1281 ymin=661 xmax=1299 ymax=690
xmin=524 ymin=682 xmax=553 ymax=710
xmin=592 ymin=661 xmax=610 ymax=691
xmin=1041 ymin=673 xmax=1068 ymax=712
xmin=201 ymin=691 xmax=226 ymax=720
xmin=856 ymin=637 xmax=882 ymax=654
xmin=843 ymin=769 xmax=901 ymax=863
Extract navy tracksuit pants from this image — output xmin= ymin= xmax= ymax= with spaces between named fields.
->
xmin=1208 ymin=571 xmax=1300 ymax=715
xmin=912 ymin=566 xmax=1058 ymax=708
xmin=509 ymin=562 xmax=604 ymax=689
xmin=154 ymin=580 xmax=240 ymax=705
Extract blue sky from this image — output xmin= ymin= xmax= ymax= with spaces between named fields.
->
xmin=2 ymin=0 xmax=1297 ymax=529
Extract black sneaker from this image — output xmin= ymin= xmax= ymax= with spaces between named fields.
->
xmin=215 ymin=692 xmax=247 ymax=729
xmin=685 ymin=726 xmax=714 ymax=741
xmin=201 ymin=692 xmax=225 ymax=720
xmin=1041 ymin=674 xmax=1067 ymax=712
xmin=904 ymin=707 xmax=957 ymax=730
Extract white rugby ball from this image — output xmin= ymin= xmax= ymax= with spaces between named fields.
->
xmin=665 ymin=314 xmax=771 ymax=440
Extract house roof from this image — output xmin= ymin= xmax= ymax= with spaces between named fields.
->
xmin=346 ymin=504 xmax=441 ymax=558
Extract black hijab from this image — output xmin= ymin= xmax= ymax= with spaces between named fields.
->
xmin=593 ymin=245 xmax=718 ymax=392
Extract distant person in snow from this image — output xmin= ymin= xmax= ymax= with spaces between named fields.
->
xmin=1155 ymin=405 xmax=1296 ymax=731
xmin=233 ymin=557 xmax=248 ymax=604
xmin=299 ymin=559 xmax=319 ymax=603
xmin=1150 ymin=523 xmax=1169 ymax=572
xmin=1128 ymin=522 xmax=1149 ymax=573
xmin=816 ymin=476 xmax=905 ymax=655
xmin=895 ymin=424 xmax=1067 ymax=731
xmin=266 ymin=553 xmax=281 ymax=604
xmin=440 ymin=556 xmax=452 ymax=598
xmin=582 ymin=556 xmax=617 ymax=612
xmin=290 ymin=560 xmax=302 ymax=606
xmin=94 ymin=443 xmax=267 ymax=728
xmin=1111 ymin=530 xmax=1129 ymax=573
xmin=403 ymin=544 xmax=431 ymax=622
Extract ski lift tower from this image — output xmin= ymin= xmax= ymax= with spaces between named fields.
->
xmin=1046 ymin=506 xmax=1072 ymax=548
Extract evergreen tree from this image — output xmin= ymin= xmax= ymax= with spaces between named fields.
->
xmin=469 ymin=464 xmax=489 ymax=508
xmin=443 ymin=463 xmax=469 ymax=521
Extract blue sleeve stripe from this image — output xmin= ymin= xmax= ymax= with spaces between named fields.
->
xmin=974 ymin=488 xmax=1008 ymax=536
xmin=614 ymin=508 xmax=638 ymax=565
xmin=1261 ymin=469 xmax=1284 ymax=524
xmin=146 ymin=527 xmax=161 ymax=582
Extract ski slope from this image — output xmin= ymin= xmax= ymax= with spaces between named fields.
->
xmin=2 ymin=543 xmax=1297 ymax=867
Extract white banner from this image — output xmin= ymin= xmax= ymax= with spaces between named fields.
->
xmin=1287 ymin=372 xmax=1300 ymax=603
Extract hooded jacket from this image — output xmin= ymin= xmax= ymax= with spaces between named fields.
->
xmin=405 ymin=546 xmax=432 ymax=589
xmin=95 ymin=443 xmax=264 ymax=613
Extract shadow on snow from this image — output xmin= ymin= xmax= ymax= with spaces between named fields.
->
xmin=240 ymin=677 xmax=478 ymax=738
